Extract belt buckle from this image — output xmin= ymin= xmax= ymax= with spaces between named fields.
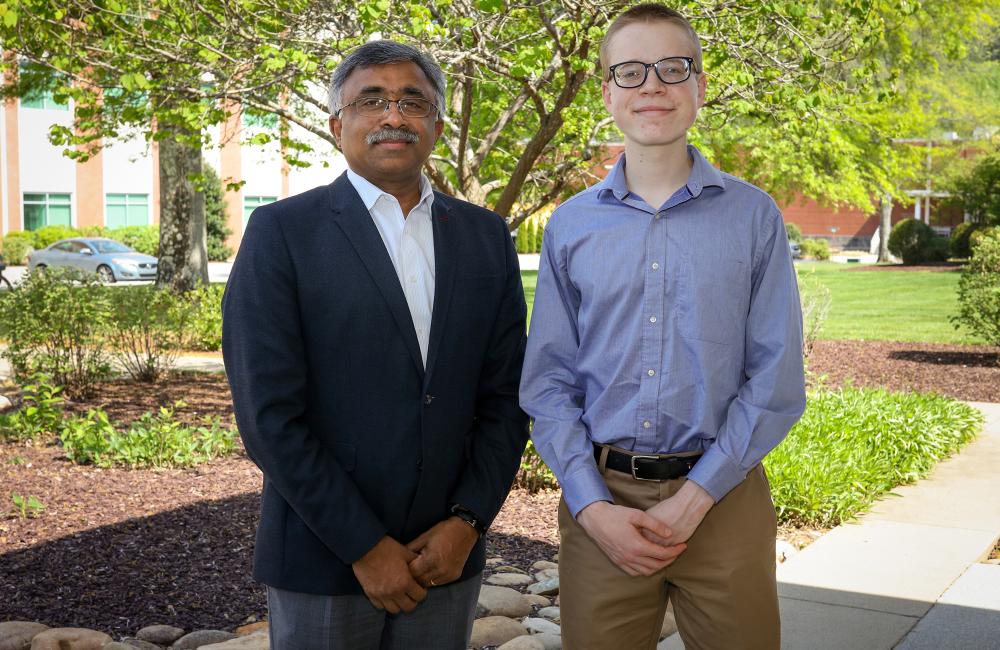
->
xmin=630 ymin=455 xmax=661 ymax=481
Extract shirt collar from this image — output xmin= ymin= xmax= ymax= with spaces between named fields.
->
xmin=598 ymin=144 xmax=726 ymax=201
xmin=346 ymin=168 xmax=435 ymax=213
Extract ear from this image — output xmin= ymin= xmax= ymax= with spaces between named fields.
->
xmin=601 ymin=79 xmax=613 ymax=112
xmin=329 ymin=115 xmax=343 ymax=149
xmin=696 ymin=72 xmax=707 ymax=108
xmin=434 ymin=116 xmax=444 ymax=141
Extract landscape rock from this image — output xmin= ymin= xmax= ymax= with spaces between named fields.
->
xmin=121 ymin=639 xmax=162 ymax=650
xmin=531 ymin=561 xmax=559 ymax=572
xmin=199 ymin=631 xmax=269 ymax=649
xmin=486 ymin=573 xmax=534 ymax=588
xmin=523 ymin=617 xmax=561 ymax=636
xmin=534 ymin=632 xmax=563 ymax=650
xmin=486 ymin=558 xmax=505 ymax=567
xmin=469 ymin=617 xmax=528 ymax=648
xmin=0 ymin=621 xmax=49 ymax=650
xmin=234 ymin=623 xmax=267 ymax=638
xmin=137 ymin=625 xmax=185 ymax=645
xmin=491 ymin=565 xmax=527 ymax=574
xmin=0 ymin=395 xmax=12 ymax=412
xmin=30 ymin=627 xmax=112 ymax=650
xmin=497 ymin=636 xmax=545 ymax=650
xmin=533 ymin=569 xmax=559 ymax=582
xmin=537 ymin=606 xmax=560 ymax=623
xmin=527 ymin=577 xmax=560 ymax=596
xmin=477 ymin=585 xmax=533 ymax=618
xmin=524 ymin=595 xmax=551 ymax=607
xmin=171 ymin=630 xmax=235 ymax=649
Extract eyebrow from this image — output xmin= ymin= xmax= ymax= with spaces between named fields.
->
xmin=358 ymin=85 xmax=429 ymax=98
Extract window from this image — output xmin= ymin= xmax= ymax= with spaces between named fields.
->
xmin=244 ymin=195 xmax=277 ymax=227
xmin=21 ymin=92 xmax=69 ymax=111
xmin=243 ymin=110 xmax=279 ymax=130
xmin=23 ymin=193 xmax=72 ymax=231
xmin=19 ymin=63 xmax=69 ymax=111
xmin=105 ymin=193 xmax=149 ymax=228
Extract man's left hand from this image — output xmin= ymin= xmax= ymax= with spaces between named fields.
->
xmin=407 ymin=517 xmax=479 ymax=588
xmin=644 ymin=480 xmax=715 ymax=547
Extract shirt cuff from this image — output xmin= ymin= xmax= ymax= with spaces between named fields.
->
xmin=686 ymin=446 xmax=746 ymax=503
xmin=562 ymin=464 xmax=614 ymax=518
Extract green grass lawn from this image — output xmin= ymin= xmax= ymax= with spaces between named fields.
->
xmin=522 ymin=264 xmax=982 ymax=344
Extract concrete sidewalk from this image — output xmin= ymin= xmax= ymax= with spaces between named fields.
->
xmin=663 ymin=402 xmax=1000 ymax=649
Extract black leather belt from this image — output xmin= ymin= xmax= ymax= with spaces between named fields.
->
xmin=595 ymin=445 xmax=702 ymax=481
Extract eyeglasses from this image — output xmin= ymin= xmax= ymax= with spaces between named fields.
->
xmin=607 ymin=57 xmax=697 ymax=88
xmin=337 ymin=96 xmax=438 ymax=118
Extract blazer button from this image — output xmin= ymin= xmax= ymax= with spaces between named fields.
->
xmin=424 ymin=394 xmax=434 ymax=405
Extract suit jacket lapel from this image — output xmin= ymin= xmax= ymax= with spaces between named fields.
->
xmin=327 ymin=173 xmax=424 ymax=379
xmin=423 ymin=193 xmax=456 ymax=384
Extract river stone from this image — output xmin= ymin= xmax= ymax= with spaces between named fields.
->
xmin=486 ymin=557 xmax=505 ymax=567
xmin=527 ymin=577 xmax=560 ymax=595
xmin=524 ymin=595 xmax=551 ymax=607
xmin=199 ymin=631 xmax=269 ymax=649
xmin=0 ymin=622 xmax=49 ymax=650
xmin=469 ymin=617 xmax=527 ymax=648
xmin=137 ymin=625 xmax=185 ymax=645
xmin=0 ymin=395 xmax=12 ymax=412
xmin=105 ymin=644 xmax=142 ymax=650
xmin=171 ymin=630 xmax=235 ymax=649
xmin=533 ymin=569 xmax=560 ymax=582
xmin=523 ymin=618 xmax=561 ymax=635
xmin=30 ymin=628 xmax=112 ymax=650
xmin=531 ymin=560 xmax=559 ymax=571
xmin=234 ymin=623 xmax=267 ymax=638
xmin=478 ymin=585 xmax=533 ymax=618
xmin=497 ymin=636 xmax=545 ymax=650
xmin=121 ymin=638 xmax=162 ymax=650
xmin=534 ymin=632 xmax=563 ymax=650
xmin=537 ymin=606 xmax=561 ymax=622
xmin=491 ymin=565 xmax=527 ymax=574
xmin=660 ymin=608 xmax=678 ymax=639
xmin=487 ymin=573 xmax=534 ymax=588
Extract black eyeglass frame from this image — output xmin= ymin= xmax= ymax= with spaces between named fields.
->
xmin=607 ymin=57 xmax=699 ymax=88
xmin=336 ymin=96 xmax=439 ymax=118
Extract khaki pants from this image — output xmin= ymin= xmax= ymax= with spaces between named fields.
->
xmin=558 ymin=459 xmax=779 ymax=650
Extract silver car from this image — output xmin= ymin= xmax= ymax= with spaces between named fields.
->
xmin=28 ymin=237 xmax=158 ymax=282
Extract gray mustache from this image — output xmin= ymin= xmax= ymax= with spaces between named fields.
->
xmin=366 ymin=128 xmax=419 ymax=145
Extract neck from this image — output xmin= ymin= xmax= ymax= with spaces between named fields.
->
xmin=622 ymin=139 xmax=692 ymax=210
xmin=360 ymin=169 xmax=424 ymax=217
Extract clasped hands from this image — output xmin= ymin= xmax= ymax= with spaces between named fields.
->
xmin=351 ymin=517 xmax=479 ymax=614
xmin=577 ymin=480 xmax=714 ymax=577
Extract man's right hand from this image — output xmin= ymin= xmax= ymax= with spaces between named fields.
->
xmin=576 ymin=501 xmax=686 ymax=576
xmin=351 ymin=536 xmax=428 ymax=613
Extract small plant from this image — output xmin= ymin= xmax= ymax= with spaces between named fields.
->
xmin=10 ymin=492 xmax=45 ymax=518
xmin=0 ymin=233 xmax=33 ymax=266
xmin=888 ymin=219 xmax=948 ymax=265
xmin=105 ymin=225 xmax=160 ymax=256
xmin=182 ymin=284 xmax=225 ymax=351
xmin=514 ymin=439 xmax=558 ymax=492
xmin=7 ymin=455 xmax=26 ymax=465
xmin=949 ymin=222 xmax=982 ymax=259
xmin=785 ymin=223 xmax=804 ymax=244
xmin=796 ymin=269 xmax=831 ymax=359
xmin=801 ymin=238 xmax=831 ymax=261
xmin=106 ymin=286 xmax=192 ymax=382
xmin=0 ymin=377 xmax=65 ymax=442
xmin=952 ymin=227 xmax=1000 ymax=345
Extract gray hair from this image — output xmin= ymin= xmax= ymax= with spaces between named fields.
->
xmin=328 ymin=40 xmax=447 ymax=117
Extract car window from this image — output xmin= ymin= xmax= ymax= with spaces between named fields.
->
xmin=53 ymin=242 xmax=76 ymax=252
xmin=91 ymin=240 xmax=133 ymax=254
xmin=70 ymin=241 xmax=92 ymax=254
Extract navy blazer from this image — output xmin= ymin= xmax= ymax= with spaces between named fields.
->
xmin=222 ymin=172 xmax=529 ymax=595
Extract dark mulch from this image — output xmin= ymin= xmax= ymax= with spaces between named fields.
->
xmin=1 ymin=339 xmax=996 ymax=635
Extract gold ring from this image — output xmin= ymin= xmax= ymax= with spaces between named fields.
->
xmin=430 ymin=579 xmax=437 ymax=586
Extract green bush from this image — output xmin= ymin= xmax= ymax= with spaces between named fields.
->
xmin=766 ymin=387 xmax=983 ymax=526
xmin=106 ymin=286 xmax=192 ymax=382
xmin=0 ymin=268 xmax=112 ymax=398
xmin=801 ymin=238 xmax=831 ymax=261
xmin=182 ymin=284 xmax=225 ymax=351
xmin=949 ymin=222 xmax=982 ymax=259
xmin=952 ymin=228 xmax=1000 ymax=345
xmin=107 ymin=225 xmax=159 ymax=256
xmin=1 ymin=234 xmax=33 ymax=265
xmin=888 ymin=218 xmax=947 ymax=264
xmin=203 ymin=163 xmax=234 ymax=262
xmin=31 ymin=225 xmax=78 ymax=249
xmin=785 ymin=223 xmax=804 ymax=244
xmin=60 ymin=402 xmax=239 ymax=469
xmin=948 ymin=151 xmax=1000 ymax=227
xmin=0 ymin=377 xmax=64 ymax=443
xmin=515 ymin=439 xmax=558 ymax=492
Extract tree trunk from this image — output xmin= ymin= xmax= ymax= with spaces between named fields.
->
xmin=156 ymin=125 xmax=208 ymax=292
xmin=877 ymin=193 xmax=893 ymax=263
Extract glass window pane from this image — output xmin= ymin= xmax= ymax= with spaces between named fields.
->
xmin=126 ymin=203 xmax=148 ymax=226
xmin=47 ymin=204 xmax=71 ymax=226
xmin=49 ymin=193 xmax=71 ymax=204
xmin=106 ymin=193 xmax=127 ymax=206
xmin=24 ymin=193 xmax=46 ymax=203
xmin=106 ymin=204 xmax=127 ymax=228
xmin=21 ymin=94 xmax=45 ymax=109
xmin=24 ymin=204 xmax=45 ymax=231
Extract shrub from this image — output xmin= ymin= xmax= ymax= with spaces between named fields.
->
xmin=31 ymin=225 xmax=78 ymax=249
xmin=107 ymin=225 xmax=159 ymax=256
xmin=60 ymin=402 xmax=239 ymax=469
xmin=182 ymin=284 xmax=225 ymax=351
xmin=0 ymin=268 xmax=112 ymax=398
xmin=888 ymin=218 xmax=948 ymax=264
xmin=949 ymin=222 xmax=982 ymax=259
xmin=766 ymin=387 xmax=983 ymax=526
xmin=952 ymin=228 xmax=1000 ymax=345
xmin=785 ymin=223 xmax=804 ymax=244
xmin=514 ymin=439 xmax=558 ymax=492
xmin=796 ymin=269 xmax=831 ymax=359
xmin=203 ymin=163 xmax=234 ymax=262
xmin=0 ymin=377 xmax=64 ymax=443
xmin=1 ymin=234 xmax=33 ymax=265
xmin=801 ymin=238 xmax=831 ymax=261
xmin=948 ymin=151 xmax=1000 ymax=227
xmin=106 ymin=286 xmax=192 ymax=382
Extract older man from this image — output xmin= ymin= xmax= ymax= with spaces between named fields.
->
xmin=222 ymin=40 xmax=529 ymax=649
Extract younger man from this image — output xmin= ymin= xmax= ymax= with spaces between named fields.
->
xmin=520 ymin=5 xmax=806 ymax=649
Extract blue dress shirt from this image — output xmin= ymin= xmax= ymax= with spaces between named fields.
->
xmin=520 ymin=145 xmax=807 ymax=517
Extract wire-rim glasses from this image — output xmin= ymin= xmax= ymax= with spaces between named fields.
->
xmin=608 ymin=57 xmax=697 ymax=88
xmin=338 ymin=96 xmax=438 ymax=118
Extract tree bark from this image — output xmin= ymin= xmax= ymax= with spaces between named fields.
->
xmin=156 ymin=125 xmax=208 ymax=292
xmin=877 ymin=192 xmax=893 ymax=263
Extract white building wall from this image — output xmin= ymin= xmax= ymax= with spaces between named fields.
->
xmin=102 ymin=130 xmax=155 ymax=223
xmin=18 ymin=101 xmax=76 ymax=224
xmin=241 ymin=127 xmax=283 ymax=199
xmin=287 ymin=123 xmax=345 ymax=196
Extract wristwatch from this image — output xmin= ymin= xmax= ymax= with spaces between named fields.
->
xmin=450 ymin=503 xmax=487 ymax=537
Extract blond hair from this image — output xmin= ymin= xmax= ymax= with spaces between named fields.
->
xmin=599 ymin=4 xmax=703 ymax=78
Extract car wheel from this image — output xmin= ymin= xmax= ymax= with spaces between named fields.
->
xmin=97 ymin=265 xmax=116 ymax=283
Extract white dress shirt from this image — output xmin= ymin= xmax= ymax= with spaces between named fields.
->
xmin=346 ymin=168 xmax=436 ymax=367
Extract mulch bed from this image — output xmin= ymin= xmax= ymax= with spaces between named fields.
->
xmin=1 ymin=339 xmax=996 ymax=635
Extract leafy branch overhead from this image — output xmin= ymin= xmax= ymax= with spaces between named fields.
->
xmin=3 ymin=0 xmax=998 ymax=228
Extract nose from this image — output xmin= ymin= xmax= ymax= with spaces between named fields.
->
xmin=379 ymin=100 xmax=407 ymax=127
xmin=639 ymin=66 xmax=667 ymax=93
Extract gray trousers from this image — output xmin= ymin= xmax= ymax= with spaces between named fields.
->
xmin=266 ymin=574 xmax=482 ymax=650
